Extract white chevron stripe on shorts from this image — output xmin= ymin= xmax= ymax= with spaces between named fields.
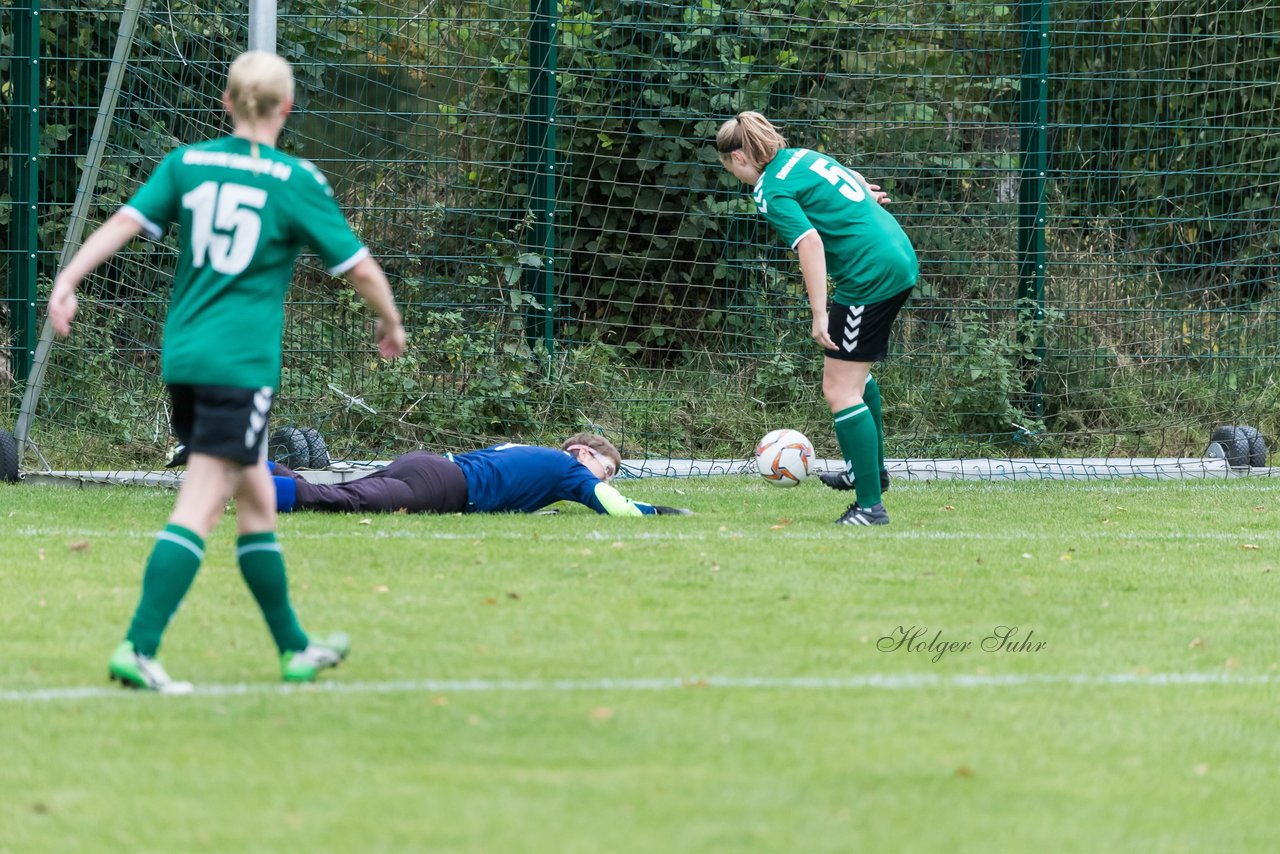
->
xmin=245 ymin=386 xmax=274 ymax=450
xmin=842 ymin=305 xmax=865 ymax=352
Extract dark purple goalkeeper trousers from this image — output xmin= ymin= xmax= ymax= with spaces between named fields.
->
xmin=276 ymin=451 xmax=468 ymax=514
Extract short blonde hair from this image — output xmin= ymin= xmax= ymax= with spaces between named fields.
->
xmin=716 ymin=111 xmax=788 ymax=170
xmin=561 ymin=433 xmax=622 ymax=473
xmin=226 ymin=51 xmax=294 ymax=121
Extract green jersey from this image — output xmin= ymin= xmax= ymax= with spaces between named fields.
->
xmin=123 ymin=136 xmax=367 ymax=389
xmin=753 ymin=148 xmax=917 ymax=305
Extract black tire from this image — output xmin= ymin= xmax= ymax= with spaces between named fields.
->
xmin=0 ymin=429 xmax=19 ymax=483
xmin=1232 ymin=425 xmax=1268 ymax=468
xmin=1209 ymin=425 xmax=1261 ymax=468
xmin=269 ymin=426 xmax=311 ymax=469
xmin=300 ymin=427 xmax=330 ymax=469
xmin=1248 ymin=434 xmax=1268 ymax=468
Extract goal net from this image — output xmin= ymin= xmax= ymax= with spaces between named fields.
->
xmin=7 ymin=1 xmax=1279 ymax=478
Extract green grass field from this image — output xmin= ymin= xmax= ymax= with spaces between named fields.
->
xmin=3 ymin=475 xmax=1278 ymax=852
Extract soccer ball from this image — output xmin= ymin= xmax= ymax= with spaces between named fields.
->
xmin=754 ymin=429 xmax=814 ymax=487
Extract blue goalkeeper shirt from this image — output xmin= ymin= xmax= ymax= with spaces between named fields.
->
xmin=451 ymin=444 xmax=656 ymax=515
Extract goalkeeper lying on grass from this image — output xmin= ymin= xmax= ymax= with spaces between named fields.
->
xmin=271 ymin=433 xmax=692 ymax=516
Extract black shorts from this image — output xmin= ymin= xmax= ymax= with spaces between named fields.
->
xmin=825 ymin=288 xmax=913 ymax=362
xmin=169 ymin=384 xmax=274 ymax=467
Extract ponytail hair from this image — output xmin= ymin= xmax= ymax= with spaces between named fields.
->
xmin=716 ymin=111 xmax=787 ymax=170
xmin=225 ymin=51 xmax=295 ymax=151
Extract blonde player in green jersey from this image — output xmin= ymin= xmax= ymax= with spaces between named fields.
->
xmin=48 ymin=52 xmax=406 ymax=692
xmin=717 ymin=112 xmax=917 ymax=526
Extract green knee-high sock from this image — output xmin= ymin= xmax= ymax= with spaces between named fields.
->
xmin=126 ymin=524 xmax=205 ymax=657
xmin=833 ymin=404 xmax=882 ymax=508
xmin=863 ymin=374 xmax=885 ymax=471
xmin=237 ymin=532 xmax=309 ymax=654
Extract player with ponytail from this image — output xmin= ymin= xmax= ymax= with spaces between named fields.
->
xmin=717 ymin=111 xmax=917 ymax=526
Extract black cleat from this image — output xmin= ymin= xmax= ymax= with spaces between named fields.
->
xmin=834 ymin=502 xmax=890 ymax=526
xmin=819 ymin=468 xmax=891 ymax=492
xmin=165 ymin=444 xmax=190 ymax=469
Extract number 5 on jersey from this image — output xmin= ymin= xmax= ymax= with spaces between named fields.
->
xmin=810 ymin=158 xmax=867 ymax=203
xmin=182 ymin=181 xmax=267 ymax=275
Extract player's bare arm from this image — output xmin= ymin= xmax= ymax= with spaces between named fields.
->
xmin=345 ymin=256 xmax=406 ymax=358
xmin=851 ymin=169 xmax=891 ymax=205
xmin=795 ymin=232 xmax=837 ymax=350
xmin=49 ymin=213 xmax=145 ymax=337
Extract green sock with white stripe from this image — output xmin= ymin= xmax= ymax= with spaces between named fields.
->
xmin=832 ymin=404 xmax=882 ymax=509
xmin=863 ymin=375 xmax=885 ymax=472
xmin=126 ymin=524 xmax=205 ymax=657
xmin=237 ymin=532 xmax=309 ymax=654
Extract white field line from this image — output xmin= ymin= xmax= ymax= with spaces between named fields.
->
xmin=5 ymin=525 xmax=1280 ymax=544
xmin=3 ymin=672 xmax=1279 ymax=704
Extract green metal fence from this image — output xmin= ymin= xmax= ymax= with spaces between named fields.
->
xmin=4 ymin=0 xmax=42 ymax=388
xmin=3 ymin=0 xmax=1279 ymax=470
